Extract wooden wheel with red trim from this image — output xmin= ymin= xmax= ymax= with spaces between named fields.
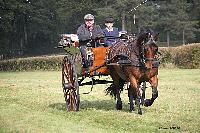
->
xmin=62 ymin=56 xmax=80 ymax=111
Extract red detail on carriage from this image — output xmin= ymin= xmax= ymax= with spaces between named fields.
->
xmin=89 ymin=46 xmax=110 ymax=76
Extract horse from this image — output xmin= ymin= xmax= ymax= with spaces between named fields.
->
xmin=107 ymin=29 xmax=160 ymax=115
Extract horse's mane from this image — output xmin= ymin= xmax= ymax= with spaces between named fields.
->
xmin=108 ymin=28 xmax=155 ymax=64
xmin=132 ymin=28 xmax=157 ymax=52
xmin=136 ymin=29 xmax=154 ymax=45
xmin=127 ymin=30 xmax=150 ymax=58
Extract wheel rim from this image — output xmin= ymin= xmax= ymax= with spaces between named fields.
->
xmin=62 ymin=56 xmax=79 ymax=111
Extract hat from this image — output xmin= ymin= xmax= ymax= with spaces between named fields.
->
xmin=105 ymin=17 xmax=114 ymax=23
xmin=84 ymin=14 xmax=94 ymax=20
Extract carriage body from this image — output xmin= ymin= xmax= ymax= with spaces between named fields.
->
xmin=59 ymin=34 xmax=111 ymax=111
xmin=59 ymin=34 xmax=110 ymax=77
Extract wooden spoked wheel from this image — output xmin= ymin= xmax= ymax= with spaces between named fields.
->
xmin=62 ymin=56 xmax=80 ymax=111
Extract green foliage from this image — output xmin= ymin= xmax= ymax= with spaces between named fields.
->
xmin=0 ymin=55 xmax=64 ymax=71
xmin=0 ymin=43 xmax=200 ymax=71
xmin=174 ymin=44 xmax=200 ymax=68
xmin=159 ymin=48 xmax=172 ymax=63
xmin=159 ymin=43 xmax=200 ymax=68
xmin=0 ymin=0 xmax=200 ymax=57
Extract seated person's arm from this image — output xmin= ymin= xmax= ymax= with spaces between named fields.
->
xmin=77 ymin=27 xmax=91 ymax=41
xmin=91 ymin=25 xmax=104 ymax=40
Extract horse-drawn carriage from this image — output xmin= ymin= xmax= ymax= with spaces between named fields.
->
xmin=57 ymin=30 xmax=160 ymax=115
xmin=58 ymin=34 xmax=112 ymax=111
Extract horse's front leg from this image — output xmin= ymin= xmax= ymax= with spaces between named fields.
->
xmin=130 ymin=77 xmax=142 ymax=115
xmin=144 ymin=76 xmax=158 ymax=107
xmin=141 ymin=82 xmax=146 ymax=106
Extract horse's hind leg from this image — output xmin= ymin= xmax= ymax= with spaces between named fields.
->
xmin=116 ymin=91 xmax=122 ymax=110
xmin=129 ymin=77 xmax=142 ymax=115
xmin=144 ymin=76 xmax=158 ymax=107
xmin=128 ymin=84 xmax=136 ymax=112
xmin=115 ymin=78 xmax=125 ymax=110
xmin=109 ymin=68 xmax=124 ymax=110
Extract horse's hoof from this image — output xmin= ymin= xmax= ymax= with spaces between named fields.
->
xmin=130 ymin=107 xmax=134 ymax=112
xmin=129 ymin=101 xmax=134 ymax=111
xmin=141 ymin=100 xmax=144 ymax=106
xmin=116 ymin=101 xmax=122 ymax=110
xmin=138 ymin=109 xmax=142 ymax=115
xmin=130 ymin=109 xmax=135 ymax=112
xmin=144 ymin=99 xmax=152 ymax=107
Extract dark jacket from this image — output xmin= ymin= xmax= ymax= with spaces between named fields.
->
xmin=77 ymin=24 xmax=104 ymax=47
xmin=103 ymin=27 xmax=119 ymax=46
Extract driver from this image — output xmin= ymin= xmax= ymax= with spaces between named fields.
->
xmin=77 ymin=14 xmax=104 ymax=68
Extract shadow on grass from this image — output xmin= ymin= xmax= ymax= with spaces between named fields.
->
xmin=49 ymin=102 xmax=66 ymax=111
xmin=49 ymin=100 xmax=117 ymax=111
xmin=48 ymin=99 xmax=147 ymax=113
xmin=80 ymin=99 xmax=116 ymax=110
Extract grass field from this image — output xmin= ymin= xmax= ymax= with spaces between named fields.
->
xmin=0 ymin=69 xmax=200 ymax=133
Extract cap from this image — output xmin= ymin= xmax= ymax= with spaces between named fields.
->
xmin=84 ymin=14 xmax=94 ymax=20
xmin=105 ymin=17 xmax=114 ymax=23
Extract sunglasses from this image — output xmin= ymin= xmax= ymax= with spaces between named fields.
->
xmin=85 ymin=19 xmax=94 ymax=21
xmin=105 ymin=21 xmax=114 ymax=23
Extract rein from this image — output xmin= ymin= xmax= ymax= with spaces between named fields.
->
xmin=144 ymin=57 xmax=158 ymax=62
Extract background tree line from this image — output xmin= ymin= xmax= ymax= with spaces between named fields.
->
xmin=0 ymin=0 xmax=200 ymax=58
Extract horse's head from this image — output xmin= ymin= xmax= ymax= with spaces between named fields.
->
xmin=137 ymin=30 xmax=159 ymax=69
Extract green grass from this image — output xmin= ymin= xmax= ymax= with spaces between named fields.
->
xmin=0 ymin=69 xmax=200 ymax=133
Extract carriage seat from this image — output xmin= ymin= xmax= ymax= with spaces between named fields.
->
xmin=60 ymin=34 xmax=79 ymax=47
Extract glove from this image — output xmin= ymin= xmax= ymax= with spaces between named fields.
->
xmin=98 ymin=33 xmax=105 ymax=39
xmin=92 ymin=33 xmax=104 ymax=40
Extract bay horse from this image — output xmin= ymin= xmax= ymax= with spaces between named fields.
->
xmin=107 ymin=30 xmax=160 ymax=115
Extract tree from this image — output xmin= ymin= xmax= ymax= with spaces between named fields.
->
xmin=0 ymin=0 xmax=200 ymax=58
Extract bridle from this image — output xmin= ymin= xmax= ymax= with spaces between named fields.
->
xmin=141 ymin=33 xmax=159 ymax=66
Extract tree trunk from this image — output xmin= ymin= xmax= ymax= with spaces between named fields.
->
xmin=121 ymin=12 xmax=125 ymax=31
xmin=20 ymin=37 xmax=23 ymax=55
xmin=105 ymin=0 xmax=108 ymax=6
xmin=24 ymin=22 xmax=27 ymax=48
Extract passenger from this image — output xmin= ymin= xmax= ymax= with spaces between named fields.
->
xmin=77 ymin=14 xmax=104 ymax=68
xmin=103 ymin=17 xmax=119 ymax=46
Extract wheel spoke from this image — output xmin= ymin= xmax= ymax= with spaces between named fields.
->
xmin=62 ymin=56 xmax=79 ymax=111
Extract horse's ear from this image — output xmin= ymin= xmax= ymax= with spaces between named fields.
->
xmin=154 ymin=33 xmax=159 ymax=41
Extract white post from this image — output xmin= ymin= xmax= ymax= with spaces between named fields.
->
xmin=167 ymin=31 xmax=170 ymax=47
xmin=182 ymin=29 xmax=185 ymax=45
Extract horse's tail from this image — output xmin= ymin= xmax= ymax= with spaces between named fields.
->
xmin=105 ymin=79 xmax=125 ymax=99
xmin=105 ymin=83 xmax=117 ymax=99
